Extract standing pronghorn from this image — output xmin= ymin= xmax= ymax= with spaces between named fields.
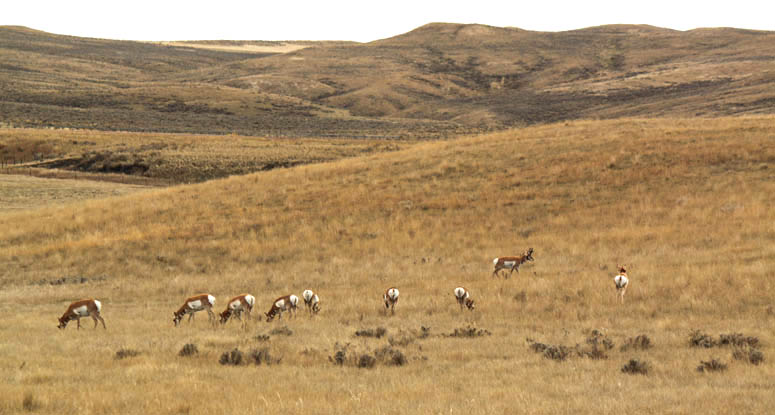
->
xmin=219 ymin=294 xmax=256 ymax=325
xmin=302 ymin=289 xmax=321 ymax=315
xmin=453 ymin=287 xmax=475 ymax=311
xmin=383 ymin=287 xmax=399 ymax=314
xmin=614 ymin=265 xmax=629 ymax=304
xmin=492 ymin=248 xmax=534 ymax=278
xmin=265 ymin=294 xmax=299 ymax=322
xmin=173 ymin=294 xmax=216 ymax=327
xmin=58 ymin=299 xmax=106 ymax=330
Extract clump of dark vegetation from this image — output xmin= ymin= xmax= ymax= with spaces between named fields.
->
xmin=621 ymin=359 xmax=650 ymax=375
xmin=249 ymin=347 xmax=281 ymax=365
xmin=576 ymin=329 xmax=615 ymax=359
xmin=355 ymin=327 xmax=387 ymax=338
xmin=513 ymin=291 xmax=527 ymax=303
xmin=689 ymin=330 xmax=717 ymax=348
xmin=329 ymin=342 xmax=409 ymax=369
xmin=34 ymin=275 xmax=106 ymax=286
xmin=114 ymin=348 xmax=140 ymax=360
xmin=697 ymin=358 xmax=727 ymax=373
xmin=357 ymin=353 xmax=377 ymax=368
xmin=178 ymin=343 xmax=199 ymax=357
xmin=254 ymin=334 xmax=271 ymax=342
xmin=527 ymin=339 xmax=571 ymax=361
xmin=22 ymin=392 xmax=39 ymax=412
xmin=219 ymin=347 xmax=280 ymax=366
xmin=444 ymin=325 xmax=492 ymax=338
xmin=268 ymin=326 xmax=293 ymax=336
xmin=732 ymin=345 xmax=765 ymax=366
xmin=219 ymin=348 xmax=244 ymax=366
xmin=621 ymin=334 xmax=652 ymax=351
xmin=718 ymin=333 xmax=759 ymax=348
xmin=387 ymin=326 xmax=431 ymax=347
xmin=375 ymin=346 xmax=408 ymax=366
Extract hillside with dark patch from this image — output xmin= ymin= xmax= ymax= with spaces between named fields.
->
xmin=2 ymin=24 xmax=775 ymax=137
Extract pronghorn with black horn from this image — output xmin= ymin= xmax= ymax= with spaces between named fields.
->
xmin=492 ymin=248 xmax=534 ymax=278
xmin=383 ymin=287 xmax=399 ymax=314
xmin=454 ymin=287 xmax=475 ymax=311
xmin=58 ymin=299 xmax=106 ymax=330
xmin=173 ymin=293 xmax=216 ymax=327
xmin=614 ymin=265 xmax=629 ymax=304
xmin=219 ymin=294 xmax=256 ymax=325
xmin=302 ymin=289 xmax=320 ymax=315
xmin=265 ymin=294 xmax=299 ymax=322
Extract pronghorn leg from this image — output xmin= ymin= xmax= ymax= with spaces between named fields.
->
xmin=206 ymin=307 xmax=215 ymax=322
xmin=76 ymin=317 xmax=82 ymax=330
xmin=96 ymin=314 xmax=106 ymax=329
xmin=188 ymin=312 xmax=195 ymax=323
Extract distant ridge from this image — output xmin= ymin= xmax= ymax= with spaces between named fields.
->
xmin=2 ymin=23 xmax=775 ymax=137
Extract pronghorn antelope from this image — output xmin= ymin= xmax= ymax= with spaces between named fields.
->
xmin=58 ymin=299 xmax=106 ymax=330
xmin=453 ymin=287 xmax=475 ymax=311
xmin=173 ymin=293 xmax=216 ymax=327
xmin=265 ymin=294 xmax=299 ymax=322
xmin=302 ymin=289 xmax=321 ymax=315
xmin=383 ymin=287 xmax=399 ymax=314
xmin=219 ymin=294 xmax=256 ymax=324
xmin=614 ymin=265 xmax=629 ymax=304
xmin=492 ymin=248 xmax=534 ymax=278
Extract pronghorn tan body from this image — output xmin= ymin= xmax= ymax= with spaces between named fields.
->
xmin=454 ymin=287 xmax=475 ymax=311
xmin=493 ymin=248 xmax=534 ymax=278
xmin=383 ymin=287 xmax=399 ymax=314
xmin=614 ymin=265 xmax=629 ymax=304
xmin=302 ymin=289 xmax=320 ymax=315
xmin=58 ymin=299 xmax=106 ymax=330
xmin=173 ymin=294 xmax=216 ymax=326
xmin=219 ymin=294 xmax=256 ymax=324
xmin=265 ymin=294 xmax=299 ymax=322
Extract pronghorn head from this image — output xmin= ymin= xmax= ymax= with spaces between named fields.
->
xmin=525 ymin=248 xmax=534 ymax=262
xmin=57 ymin=316 xmax=69 ymax=329
xmin=618 ymin=264 xmax=627 ymax=274
xmin=465 ymin=298 xmax=475 ymax=311
xmin=172 ymin=312 xmax=182 ymax=327
xmin=219 ymin=309 xmax=232 ymax=324
xmin=265 ymin=311 xmax=275 ymax=323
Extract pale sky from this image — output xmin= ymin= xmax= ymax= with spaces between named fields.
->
xmin=3 ymin=0 xmax=774 ymax=42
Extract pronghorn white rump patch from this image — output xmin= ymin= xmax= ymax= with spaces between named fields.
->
xmin=207 ymin=295 xmax=216 ymax=306
xmin=614 ymin=275 xmax=629 ymax=289
xmin=244 ymin=294 xmax=255 ymax=308
xmin=302 ymin=289 xmax=314 ymax=303
xmin=387 ymin=288 xmax=399 ymax=301
xmin=93 ymin=300 xmax=102 ymax=313
xmin=289 ymin=295 xmax=299 ymax=307
xmin=454 ymin=287 xmax=468 ymax=300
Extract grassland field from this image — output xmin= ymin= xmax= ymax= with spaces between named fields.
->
xmin=0 ymin=117 xmax=774 ymax=414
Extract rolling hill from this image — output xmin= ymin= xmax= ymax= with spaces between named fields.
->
xmin=2 ymin=24 xmax=775 ymax=137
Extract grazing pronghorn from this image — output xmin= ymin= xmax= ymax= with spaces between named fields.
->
xmin=383 ymin=287 xmax=399 ymax=314
xmin=219 ymin=294 xmax=256 ymax=325
xmin=454 ymin=287 xmax=475 ymax=311
xmin=265 ymin=294 xmax=299 ymax=322
xmin=57 ymin=299 xmax=106 ymax=330
xmin=614 ymin=265 xmax=629 ymax=304
xmin=302 ymin=289 xmax=321 ymax=315
xmin=492 ymin=248 xmax=534 ymax=278
xmin=173 ymin=293 xmax=216 ymax=327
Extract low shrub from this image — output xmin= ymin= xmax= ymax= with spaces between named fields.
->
xmin=115 ymin=348 xmax=140 ymax=360
xmin=621 ymin=359 xmax=650 ymax=375
xmin=621 ymin=335 xmax=652 ymax=351
xmin=355 ymin=327 xmax=387 ymax=338
xmin=178 ymin=343 xmax=199 ymax=357
xmin=697 ymin=359 xmax=727 ymax=373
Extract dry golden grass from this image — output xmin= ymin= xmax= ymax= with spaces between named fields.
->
xmin=1 ymin=117 xmax=774 ymax=414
